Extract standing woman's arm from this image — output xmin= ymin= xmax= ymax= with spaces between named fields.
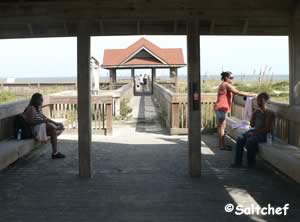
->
xmin=225 ymin=83 xmax=256 ymax=97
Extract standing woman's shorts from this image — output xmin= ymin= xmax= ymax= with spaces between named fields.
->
xmin=215 ymin=111 xmax=227 ymax=122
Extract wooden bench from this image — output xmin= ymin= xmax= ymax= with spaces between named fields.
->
xmin=0 ymin=139 xmax=36 ymax=170
xmin=0 ymin=98 xmax=64 ymax=171
xmin=225 ymin=116 xmax=300 ymax=184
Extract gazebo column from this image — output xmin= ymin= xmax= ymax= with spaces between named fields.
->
xmin=170 ymin=67 xmax=177 ymax=78
xmin=170 ymin=67 xmax=178 ymax=93
xmin=77 ymin=21 xmax=92 ymax=177
xmin=289 ymin=6 xmax=300 ymax=145
xmin=131 ymin=68 xmax=135 ymax=82
xmin=131 ymin=68 xmax=136 ymax=94
xmin=187 ymin=18 xmax=201 ymax=177
xmin=152 ymin=68 xmax=156 ymax=82
xmin=109 ymin=69 xmax=117 ymax=89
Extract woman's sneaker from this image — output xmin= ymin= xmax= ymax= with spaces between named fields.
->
xmin=52 ymin=152 xmax=66 ymax=159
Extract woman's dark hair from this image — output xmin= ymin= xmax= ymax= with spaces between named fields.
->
xmin=220 ymin=71 xmax=232 ymax=81
xmin=29 ymin=93 xmax=43 ymax=108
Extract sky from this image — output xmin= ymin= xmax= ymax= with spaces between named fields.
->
xmin=0 ymin=35 xmax=289 ymax=78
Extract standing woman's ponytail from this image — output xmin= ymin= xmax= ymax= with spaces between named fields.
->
xmin=220 ymin=71 xmax=232 ymax=81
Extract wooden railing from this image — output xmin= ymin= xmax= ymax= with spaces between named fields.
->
xmin=153 ymin=82 xmax=300 ymax=145
xmin=112 ymin=82 xmax=133 ymax=116
xmin=201 ymin=95 xmax=218 ymax=133
xmin=0 ymin=93 xmax=114 ymax=141
xmin=232 ymin=96 xmax=300 ymax=146
xmin=92 ymin=82 xmax=133 ymax=116
xmin=153 ymin=83 xmax=217 ymax=134
xmin=47 ymin=94 xmax=113 ymax=135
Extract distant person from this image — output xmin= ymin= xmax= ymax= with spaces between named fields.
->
xmin=231 ymin=92 xmax=275 ymax=168
xmin=139 ymin=74 xmax=144 ymax=85
xmin=214 ymin=71 xmax=256 ymax=150
xmin=22 ymin=93 xmax=65 ymax=159
xmin=143 ymin=74 xmax=148 ymax=86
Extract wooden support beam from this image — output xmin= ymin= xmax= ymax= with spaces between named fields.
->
xmin=288 ymin=3 xmax=300 ymax=145
xmin=187 ymin=18 xmax=201 ymax=177
xmin=27 ymin=24 xmax=33 ymax=36
xmin=77 ymin=20 xmax=92 ymax=178
xmin=289 ymin=5 xmax=300 ymax=106
xmin=64 ymin=22 xmax=68 ymax=35
xmin=173 ymin=20 xmax=178 ymax=34
xmin=209 ymin=19 xmax=215 ymax=34
xmin=242 ymin=19 xmax=249 ymax=34
xmin=98 ymin=20 xmax=104 ymax=35
xmin=137 ymin=20 xmax=141 ymax=35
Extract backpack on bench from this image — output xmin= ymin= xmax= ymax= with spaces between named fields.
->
xmin=14 ymin=115 xmax=33 ymax=139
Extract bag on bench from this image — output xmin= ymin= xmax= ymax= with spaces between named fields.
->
xmin=14 ymin=115 xmax=33 ymax=139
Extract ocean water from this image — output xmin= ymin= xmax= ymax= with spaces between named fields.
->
xmin=200 ymin=74 xmax=288 ymax=81
xmin=0 ymin=74 xmax=289 ymax=84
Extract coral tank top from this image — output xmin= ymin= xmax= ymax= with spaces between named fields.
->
xmin=214 ymin=83 xmax=233 ymax=113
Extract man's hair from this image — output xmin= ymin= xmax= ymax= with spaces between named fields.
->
xmin=257 ymin=92 xmax=270 ymax=101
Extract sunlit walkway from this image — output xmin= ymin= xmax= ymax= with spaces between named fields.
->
xmin=0 ymin=96 xmax=300 ymax=221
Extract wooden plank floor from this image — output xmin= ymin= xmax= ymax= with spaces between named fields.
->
xmin=0 ymin=96 xmax=299 ymax=221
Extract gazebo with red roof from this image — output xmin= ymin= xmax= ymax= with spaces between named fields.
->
xmin=101 ymin=37 xmax=186 ymax=87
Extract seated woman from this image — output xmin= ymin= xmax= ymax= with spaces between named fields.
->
xmin=22 ymin=93 xmax=65 ymax=159
xmin=231 ymin=92 xmax=275 ymax=168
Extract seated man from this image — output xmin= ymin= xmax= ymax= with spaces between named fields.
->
xmin=231 ymin=92 xmax=275 ymax=168
xmin=22 ymin=93 xmax=65 ymax=159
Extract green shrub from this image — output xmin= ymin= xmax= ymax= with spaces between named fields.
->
xmin=159 ymin=106 xmax=167 ymax=127
xmin=0 ymin=91 xmax=16 ymax=104
xmin=120 ymin=98 xmax=132 ymax=119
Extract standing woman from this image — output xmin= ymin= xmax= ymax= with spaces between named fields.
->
xmin=215 ymin=71 xmax=256 ymax=150
xmin=22 ymin=93 xmax=65 ymax=159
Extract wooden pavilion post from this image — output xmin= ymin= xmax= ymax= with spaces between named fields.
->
xmin=77 ymin=21 xmax=92 ymax=177
xmin=187 ymin=18 xmax=201 ymax=177
xmin=288 ymin=4 xmax=300 ymax=145
xmin=290 ymin=4 xmax=300 ymax=106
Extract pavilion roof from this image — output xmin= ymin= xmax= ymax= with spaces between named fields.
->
xmin=101 ymin=38 xmax=185 ymax=69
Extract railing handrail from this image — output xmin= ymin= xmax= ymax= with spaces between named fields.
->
xmin=114 ymin=82 xmax=132 ymax=96
xmin=0 ymin=99 xmax=30 ymax=120
xmin=154 ymin=83 xmax=187 ymax=103
xmin=48 ymin=95 xmax=113 ymax=105
xmin=0 ymin=93 xmax=115 ymax=121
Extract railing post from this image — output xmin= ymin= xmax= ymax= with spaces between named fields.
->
xmin=171 ymin=103 xmax=180 ymax=130
xmin=106 ymin=102 xmax=113 ymax=136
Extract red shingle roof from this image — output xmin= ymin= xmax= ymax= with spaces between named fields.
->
xmin=101 ymin=38 xmax=185 ymax=68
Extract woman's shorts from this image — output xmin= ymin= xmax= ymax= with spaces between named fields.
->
xmin=32 ymin=123 xmax=48 ymax=142
xmin=215 ymin=111 xmax=227 ymax=122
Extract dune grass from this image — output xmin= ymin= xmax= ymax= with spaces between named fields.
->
xmin=174 ymin=80 xmax=289 ymax=103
